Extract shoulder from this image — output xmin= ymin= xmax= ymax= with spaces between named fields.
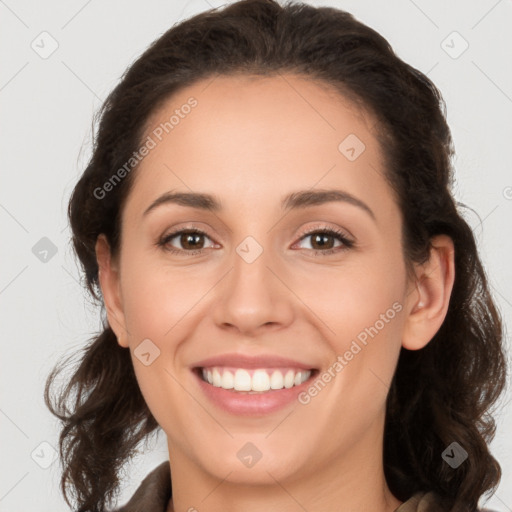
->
xmin=396 ymin=491 xmax=500 ymax=512
xmin=108 ymin=460 xmax=172 ymax=512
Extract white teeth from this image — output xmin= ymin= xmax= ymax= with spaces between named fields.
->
xmin=252 ymin=369 xmax=270 ymax=392
xmin=212 ymin=368 xmax=222 ymax=387
xmin=221 ymin=369 xmax=234 ymax=389
xmin=270 ymin=370 xmax=284 ymax=389
xmin=203 ymin=368 xmax=213 ymax=384
xmin=234 ymin=369 xmax=252 ymax=391
xmin=200 ymin=367 xmax=312 ymax=392
xmin=284 ymin=370 xmax=295 ymax=388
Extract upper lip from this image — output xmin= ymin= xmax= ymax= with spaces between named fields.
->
xmin=192 ymin=353 xmax=316 ymax=370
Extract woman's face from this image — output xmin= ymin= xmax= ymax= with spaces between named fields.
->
xmin=99 ymin=74 xmax=419 ymax=486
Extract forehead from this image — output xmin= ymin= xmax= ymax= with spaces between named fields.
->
xmin=124 ymin=73 xmax=393 ymax=221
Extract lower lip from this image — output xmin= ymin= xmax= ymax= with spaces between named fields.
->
xmin=193 ymin=369 xmax=317 ymax=416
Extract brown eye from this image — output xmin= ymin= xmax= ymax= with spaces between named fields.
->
xmin=177 ymin=232 xmax=206 ymax=250
xmin=294 ymin=227 xmax=354 ymax=256
xmin=308 ymin=232 xmax=337 ymax=251
xmin=158 ymin=229 xmax=215 ymax=254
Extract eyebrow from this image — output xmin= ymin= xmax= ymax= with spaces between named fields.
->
xmin=143 ymin=188 xmax=375 ymax=220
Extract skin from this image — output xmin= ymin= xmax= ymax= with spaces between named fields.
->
xmin=96 ymin=74 xmax=455 ymax=512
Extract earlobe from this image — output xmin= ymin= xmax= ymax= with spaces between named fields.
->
xmin=95 ymin=234 xmax=129 ymax=348
xmin=402 ymin=235 xmax=455 ymax=350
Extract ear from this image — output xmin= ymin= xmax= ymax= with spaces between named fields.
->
xmin=402 ymin=234 xmax=455 ymax=350
xmin=95 ymin=234 xmax=129 ymax=348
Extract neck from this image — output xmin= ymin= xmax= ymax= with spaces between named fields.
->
xmin=165 ymin=420 xmax=402 ymax=512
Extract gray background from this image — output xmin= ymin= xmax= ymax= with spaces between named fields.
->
xmin=1 ymin=0 xmax=511 ymax=510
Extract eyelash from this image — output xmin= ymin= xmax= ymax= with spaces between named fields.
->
xmin=156 ymin=225 xmax=355 ymax=257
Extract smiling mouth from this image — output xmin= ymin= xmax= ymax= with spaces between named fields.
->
xmin=194 ymin=366 xmax=318 ymax=393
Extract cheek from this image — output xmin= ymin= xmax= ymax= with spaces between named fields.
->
xmin=120 ymin=255 xmax=200 ymax=340
xmin=120 ymin=259 xmax=196 ymax=429
xmin=304 ymin=255 xmax=405 ymax=345
xmin=118 ymin=254 xmax=214 ymax=416
xmin=304 ymin=253 xmax=406 ymax=406
xmin=296 ymin=271 xmax=405 ymax=451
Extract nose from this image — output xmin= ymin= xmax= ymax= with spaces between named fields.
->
xmin=211 ymin=238 xmax=295 ymax=336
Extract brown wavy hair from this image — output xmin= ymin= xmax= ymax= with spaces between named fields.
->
xmin=44 ymin=1 xmax=508 ymax=510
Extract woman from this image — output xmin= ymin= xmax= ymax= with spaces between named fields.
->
xmin=44 ymin=1 xmax=507 ymax=511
